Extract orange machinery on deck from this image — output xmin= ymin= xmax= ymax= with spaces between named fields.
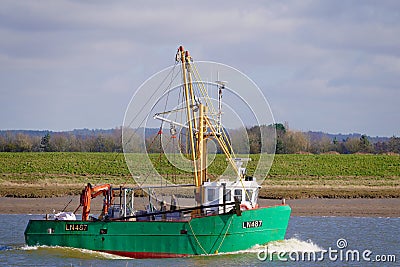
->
xmin=78 ymin=183 xmax=113 ymax=221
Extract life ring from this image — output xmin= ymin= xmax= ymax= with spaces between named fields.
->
xmin=240 ymin=203 xmax=253 ymax=210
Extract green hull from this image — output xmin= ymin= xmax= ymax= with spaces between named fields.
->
xmin=25 ymin=205 xmax=291 ymax=258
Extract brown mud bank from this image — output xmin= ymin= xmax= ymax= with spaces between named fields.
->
xmin=1 ymin=197 xmax=399 ymax=217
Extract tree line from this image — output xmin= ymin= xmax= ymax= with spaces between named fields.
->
xmin=242 ymin=124 xmax=400 ymax=154
xmin=0 ymin=125 xmax=399 ymax=154
xmin=0 ymin=129 xmax=123 ymax=152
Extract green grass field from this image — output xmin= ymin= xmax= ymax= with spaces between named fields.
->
xmin=0 ymin=152 xmax=399 ymax=198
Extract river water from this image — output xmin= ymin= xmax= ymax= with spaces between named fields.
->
xmin=0 ymin=214 xmax=398 ymax=266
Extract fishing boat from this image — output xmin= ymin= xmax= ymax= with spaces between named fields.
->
xmin=25 ymin=46 xmax=291 ymax=258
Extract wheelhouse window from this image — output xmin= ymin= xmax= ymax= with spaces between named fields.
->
xmin=245 ymin=189 xmax=253 ymax=202
xmin=234 ymin=189 xmax=242 ymax=202
xmin=207 ymin=188 xmax=216 ymax=202
xmin=224 ymin=189 xmax=231 ymax=202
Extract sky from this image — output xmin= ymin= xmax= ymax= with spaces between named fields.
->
xmin=0 ymin=0 xmax=399 ymax=137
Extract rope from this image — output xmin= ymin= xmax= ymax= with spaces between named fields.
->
xmin=215 ymin=215 xmax=234 ymax=254
xmin=122 ymin=64 xmax=178 ymax=152
xmin=188 ymin=214 xmax=234 ymax=256
xmin=188 ymin=219 xmax=209 ymax=255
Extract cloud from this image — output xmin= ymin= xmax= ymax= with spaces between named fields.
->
xmin=0 ymin=0 xmax=398 ymax=136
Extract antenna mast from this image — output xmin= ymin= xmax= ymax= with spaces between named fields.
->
xmin=215 ymin=80 xmax=227 ymax=135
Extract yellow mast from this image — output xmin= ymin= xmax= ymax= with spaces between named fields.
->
xmin=185 ymin=51 xmax=198 ymax=132
xmin=178 ymin=46 xmax=200 ymax=188
xmin=177 ymin=46 xmax=241 ymax=207
xmin=179 ymin=46 xmax=211 ymax=207
xmin=197 ymin=104 xmax=207 ymax=187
